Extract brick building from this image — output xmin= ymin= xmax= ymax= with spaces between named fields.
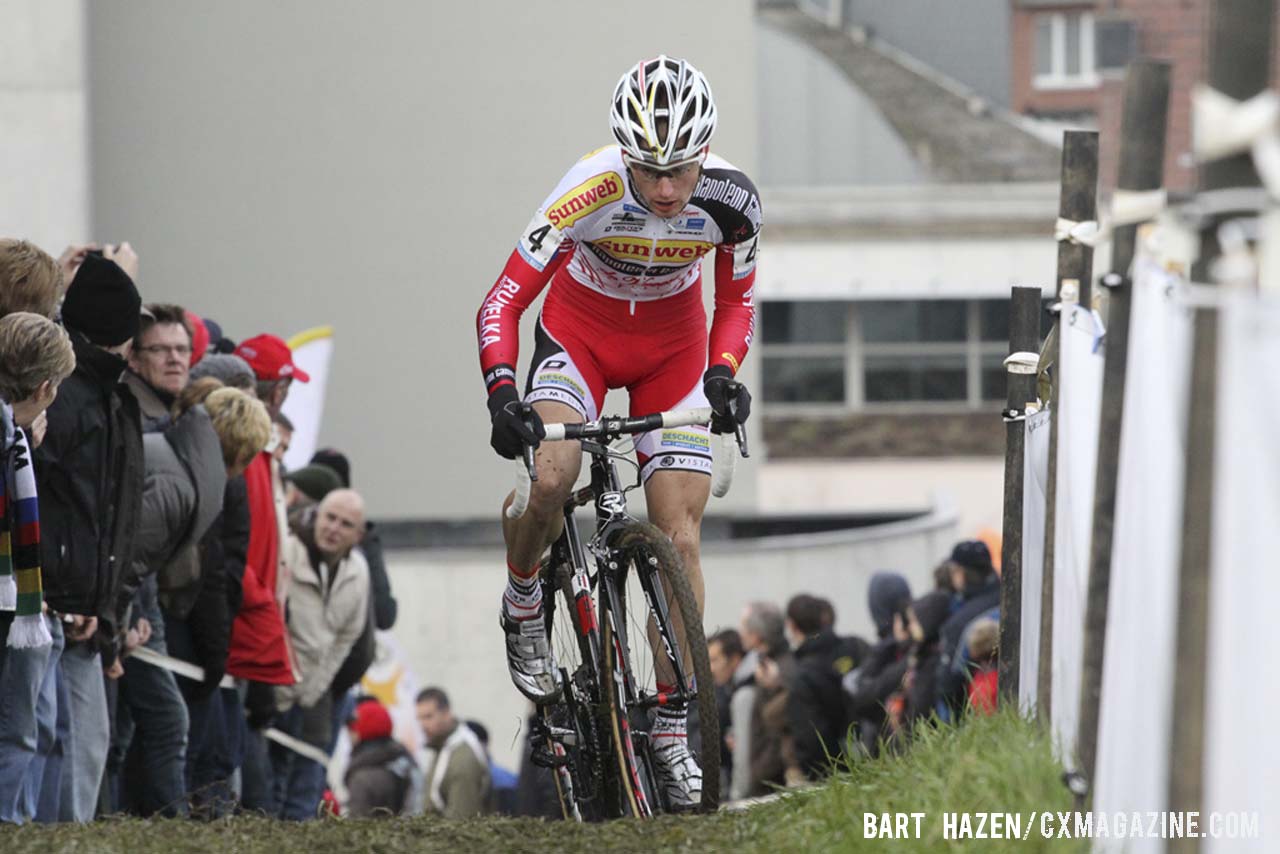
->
xmin=1011 ymin=0 xmax=1280 ymax=191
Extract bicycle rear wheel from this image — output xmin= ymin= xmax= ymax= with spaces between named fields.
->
xmin=600 ymin=521 xmax=721 ymax=814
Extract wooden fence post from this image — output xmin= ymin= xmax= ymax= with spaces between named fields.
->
xmin=1076 ymin=59 xmax=1171 ymax=793
xmin=1036 ymin=130 xmax=1099 ymax=723
xmin=998 ymin=286 xmax=1042 ymax=705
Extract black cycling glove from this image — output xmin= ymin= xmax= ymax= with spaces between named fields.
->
xmin=487 ymin=385 xmax=546 ymax=460
xmin=703 ymin=365 xmax=752 ymax=435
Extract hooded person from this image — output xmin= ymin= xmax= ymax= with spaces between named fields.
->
xmin=343 ymin=698 xmax=421 ymax=818
xmin=902 ymin=592 xmax=952 ymax=731
xmin=867 ymin=572 xmax=912 ymax=643
xmin=936 ymin=540 xmax=1002 ymax=714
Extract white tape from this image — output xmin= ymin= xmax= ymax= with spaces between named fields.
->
xmin=1111 ymin=189 xmax=1168 ymax=227
xmin=710 ymin=432 xmax=736 ymax=499
xmin=1004 ymin=351 xmax=1040 ymax=375
xmin=129 ymin=644 xmax=235 ymax=689
xmin=506 ymin=460 xmax=532 ymax=520
xmin=128 ymin=642 xmax=334 ymax=769
xmin=1054 ymin=218 xmax=1104 ymax=247
xmin=263 ymin=726 xmax=332 ymax=767
xmin=1192 ymin=86 xmax=1280 ymax=198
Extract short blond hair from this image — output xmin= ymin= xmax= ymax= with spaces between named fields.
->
xmin=0 ymin=312 xmax=75 ymax=404
xmin=203 ymin=386 xmax=271 ymax=471
xmin=0 ymin=240 xmax=63 ymax=319
xmin=174 ymin=376 xmax=225 ymax=418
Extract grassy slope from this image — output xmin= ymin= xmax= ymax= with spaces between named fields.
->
xmin=0 ymin=709 xmax=1086 ymax=854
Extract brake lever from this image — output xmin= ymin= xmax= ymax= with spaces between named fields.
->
xmin=523 ymin=442 xmax=538 ymax=482
xmin=727 ymin=394 xmax=750 ymax=458
xmin=521 ymin=403 xmax=539 ymax=482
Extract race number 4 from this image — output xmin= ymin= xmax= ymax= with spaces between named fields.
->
xmin=732 ymin=236 xmax=758 ymax=280
xmin=518 ymin=211 xmax=563 ymax=271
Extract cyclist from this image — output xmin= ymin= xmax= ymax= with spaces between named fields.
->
xmin=475 ymin=55 xmax=758 ymax=808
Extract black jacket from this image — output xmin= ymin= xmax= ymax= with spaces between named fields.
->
xmin=936 ymin=575 xmax=1002 ymax=712
xmin=179 ymin=474 xmax=251 ymax=698
xmin=844 ymin=639 xmax=909 ymax=757
xmin=786 ymin=630 xmax=870 ymax=778
xmin=34 ymin=334 xmax=143 ymax=635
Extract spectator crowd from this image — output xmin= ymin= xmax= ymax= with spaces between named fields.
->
xmin=0 ymin=238 xmax=426 ymax=823
xmin=704 ymin=538 xmax=1003 ymax=801
xmin=0 ymin=236 xmax=1005 ymax=823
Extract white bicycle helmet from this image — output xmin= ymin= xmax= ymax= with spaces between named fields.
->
xmin=610 ymin=55 xmax=717 ymax=168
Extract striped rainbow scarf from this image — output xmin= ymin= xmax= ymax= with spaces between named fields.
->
xmin=0 ymin=401 xmax=51 ymax=648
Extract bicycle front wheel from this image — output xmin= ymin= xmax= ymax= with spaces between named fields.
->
xmin=600 ymin=521 xmax=721 ymax=814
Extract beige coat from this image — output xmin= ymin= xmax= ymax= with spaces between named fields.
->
xmin=276 ymin=533 xmax=370 ymax=709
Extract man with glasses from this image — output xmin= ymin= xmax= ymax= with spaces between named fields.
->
xmin=109 ymin=302 xmax=197 ymax=815
xmin=475 ymin=55 xmax=760 ymax=808
xmin=125 ymin=304 xmax=194 ymax=430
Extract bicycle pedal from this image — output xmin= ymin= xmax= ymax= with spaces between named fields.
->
xmin=530 ymin=744 xmax=571 ymax=769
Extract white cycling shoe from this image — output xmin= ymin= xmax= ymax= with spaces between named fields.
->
xmin=651 ymin=734 xmax=703 ymax=810
xmin=500 ymin=602 xmax=562 ymax=704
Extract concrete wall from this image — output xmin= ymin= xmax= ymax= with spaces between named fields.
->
xmin=0 ymin=0 xmax=90 ymax=251
xmin=840 ymin=0 xmax=1013 ymax=107
xmin=384 ymin=508 xmax=957 ymax=769
xmin=84 ymin=0 xmax=759 ymax=520
xmin=760 ymin=457 xmax=1005 ymax=539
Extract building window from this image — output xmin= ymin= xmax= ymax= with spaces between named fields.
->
xmin=1034 ymin=12 xmax=1097 ymax=90
xmin=760 ymin=298 xmax=1045 ymax=411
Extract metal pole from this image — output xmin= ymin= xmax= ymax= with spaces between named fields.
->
xmin=1077 ymin=60 xmax=1171 ymax=794
xmin=1169 ymin=4 xmax=1271 ymax=851
xmin=998 ymin=286 xmax=1042 ymax=706
xmin=1037 ymin=130 xmax=1099 ymax=724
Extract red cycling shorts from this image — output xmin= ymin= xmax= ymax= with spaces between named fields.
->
xmin=525 ymin=272 xmax=712 ymax=483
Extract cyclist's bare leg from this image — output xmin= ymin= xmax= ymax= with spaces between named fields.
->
xmin=643 ymin=470 xmax=711 ymax=686
xmin=499 ymin=400 xmax=585 ymax=703
xmin=500 ymin=400 xmax=585 ymax=572
xmin=642 ymin=469 xmax=710 ymax=804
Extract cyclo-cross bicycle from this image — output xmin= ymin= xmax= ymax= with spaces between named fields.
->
xmin=506 ymin=405 xmax=747 ymax=819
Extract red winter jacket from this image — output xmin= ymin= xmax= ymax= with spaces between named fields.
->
xmin=226 ymin=452 xmax=295 ymax=684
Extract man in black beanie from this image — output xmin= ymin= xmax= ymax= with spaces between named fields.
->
xmin=31 ymin=252 xmax=146 ymax=821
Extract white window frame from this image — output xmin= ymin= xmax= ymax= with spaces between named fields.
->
xmin=760 ymin=299 xmax=1015 ymax=415
xmin=1033 ymin=11 xmax=1099 ymax=91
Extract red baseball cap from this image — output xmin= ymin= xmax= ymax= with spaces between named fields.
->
xmin=234 ymin=334 xmax=310 ymax=383
xmin=347 ymin=698 xmax=393 ymax=742
xmin=186 ymin=310 xmax=210 ymax=367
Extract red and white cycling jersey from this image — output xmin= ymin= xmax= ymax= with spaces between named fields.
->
xmin=476 ymin=145 xmax=760 ymax=480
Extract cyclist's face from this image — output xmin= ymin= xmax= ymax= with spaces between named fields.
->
xmin=628 ymin=160 xmax=702 ymax=218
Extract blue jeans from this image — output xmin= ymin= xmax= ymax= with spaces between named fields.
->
xmin=239 ymin=723 xmax=274 ymax=815
xmin=114 ymin=594 xmax=190 ymax=817
xmin=51 ymin=641 xmax=109 ymax=822
xmin=0 ymin=613 xmax=62 ymax=824
xmin=185 ymin=687 xmax=243 ymax=816
xmin=268 ymin=704 xmax=329 ymax=821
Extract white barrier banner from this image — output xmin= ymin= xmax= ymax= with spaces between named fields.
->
xmin=1020 ymin=407 xmax=1052 ymax=716
xmin=1204 ymin=293 xmax=1280 ymax=852
xmin=1091 ymin=254 xmax=1192 ymax=853
xmin=1051 ymin=303 xmax=1105 ymax=765
xmin=281 ymin=326 xmax=335 ymax=471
